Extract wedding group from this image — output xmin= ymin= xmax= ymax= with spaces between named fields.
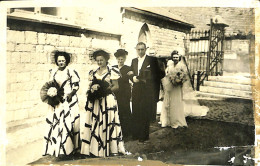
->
xmin=40 ymin=42 xmax=209 ymax=158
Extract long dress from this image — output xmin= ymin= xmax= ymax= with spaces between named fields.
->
xmin=160 ymin=61 xmax=208 ymax=128
xmin=113 ymin=65 xmax=132 ymax=137
xmin=43 ymin=67 xmax=80 ymax=157
xmin=81 ymin=66 xmax=126 ymax=157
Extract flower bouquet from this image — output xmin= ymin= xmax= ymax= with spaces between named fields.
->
xmin=87 ymin=75 xmax=112 ymax=102
xmin=168 ymin=67 xmax=187 ymax=86
xmin=40 ymin=80 xmax=64 ymax=107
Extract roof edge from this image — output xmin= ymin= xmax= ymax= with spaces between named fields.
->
xmin=123 ymin=7 xmax=195 ymax=28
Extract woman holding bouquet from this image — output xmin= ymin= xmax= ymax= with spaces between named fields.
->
xmin=41 ymin=51 xmax=80 ymax=157
xmin=159 ymin=50 xmax=208 ymax=128
xmin=81 ymin=49 xmax=126 ymax=157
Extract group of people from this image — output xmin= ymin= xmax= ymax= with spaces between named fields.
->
xmin=41 ymin=42 xmax=208 ymax=158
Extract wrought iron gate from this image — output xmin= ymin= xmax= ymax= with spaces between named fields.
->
xmin=184 ymin=18 xmax=228 ymax=90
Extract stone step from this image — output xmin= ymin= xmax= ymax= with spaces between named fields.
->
xmin=6 ymin=116 xmax=46 ymax=151
xmin=199 ymin=86 xmax=252 ymax=99
xmin=203 ymin=81 xmax=252 ymax=91
xmin=207 ymin=76 xmax=252 ymax=85
xmin=196 ymin=91 xmax=252 ymax=100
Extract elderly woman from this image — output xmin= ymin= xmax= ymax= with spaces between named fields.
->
xmin=113 ymin=49 xmax=132 ymax=138
xmin=41 ymin=51 xmax=80 ymax=157
xmin=81 ymin=49 xmax=126 ymax=157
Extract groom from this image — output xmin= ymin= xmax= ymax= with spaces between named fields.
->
xmin=129 ymin=42 xmax=165 ymax=142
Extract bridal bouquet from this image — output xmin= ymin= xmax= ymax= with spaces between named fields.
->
xmin=40 ymin=80 xmax=64 ymax=107
xmin=87 ymin=75 xmax=112 ymax=102
xmin=168 ymin=67 xmax=187 ymax=86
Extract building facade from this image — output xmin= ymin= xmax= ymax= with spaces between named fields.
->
xmin=5 ymin=7 xmax=193 ymax=165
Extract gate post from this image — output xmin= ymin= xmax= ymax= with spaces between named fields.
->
xmin=197 ymin=71 xmax=201 ymax=91
xmin=206 ymin=19 xmax=213 ymax=81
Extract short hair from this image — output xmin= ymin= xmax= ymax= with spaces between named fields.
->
xmin=114 ymin=49 xmax=128 ymax=58
xmin=54 ymin=51 xmax=71 ymax=66
xmin=93 ymin=49 xmax=110 ymax=61
xmin=171 ymin=50 xmax=181 ymax=61
xmin=136 ymin=42 xmax=146 ymax=48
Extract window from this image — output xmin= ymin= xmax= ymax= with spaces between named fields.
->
xmin=10 ymin=7 xmax=59 ymax=16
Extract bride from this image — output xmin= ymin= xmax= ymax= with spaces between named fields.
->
xmin=159 ymin=50 xmax=208 ymax=128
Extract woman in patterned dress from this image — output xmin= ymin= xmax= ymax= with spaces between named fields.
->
xmin=43 ymin=51 xmax=80 ymax=157
xmin=81 ymin=49 xmax=126 ymax=157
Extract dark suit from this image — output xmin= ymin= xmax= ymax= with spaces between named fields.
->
xmin=131 ymin=55 xmax=165 ymax=141
xmin=113 ymin=65 xmax=132 ymax=137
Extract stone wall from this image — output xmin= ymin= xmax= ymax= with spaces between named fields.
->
xmin=122 ymin=9 xmax=189 ymax=64
xmin=6 ymin=19 xmax=120 ymax=125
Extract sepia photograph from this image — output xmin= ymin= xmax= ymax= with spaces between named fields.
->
xmin=1 ymin=0 xmax=259 ymax=165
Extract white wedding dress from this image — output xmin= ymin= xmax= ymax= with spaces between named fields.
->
xmin=159 ymin=60 xmax=208 ymax=128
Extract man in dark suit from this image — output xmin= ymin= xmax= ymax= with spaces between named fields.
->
xmin=128 ymin=42 xmax=165 ymax=142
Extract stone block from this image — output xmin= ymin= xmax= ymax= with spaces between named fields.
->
xmin=6 ymin=52 xmax=12 ymax=64
xmin=7 ymin=43 xmax=15 ymax=51
xmin=38 ymin=33 xmax=46 ymax=45
xmin=6 ymin=92 xmax=17 ymax=104
xmin=36 ymin=64 xmax=51 ymax=71
xmin=7 ymin=63 xmax=25 ymax=73
xmin=39 ymin=53 xmax=48 ymax=64
xmin=36 ymin=45 xmax=44 ymax=53
xmin=6 ymin=83 xmax=11 ymax=93
xmin=10 ymin=52 xmax=21 ymax=64
xmin=80 ymin=37 xmax=91 ymax=48
xmin=29 ymin=103 xmax=48 ymax=118
xmin=70 ymin=36 xmax=81 ymax=47
xmin=31 ymin=71 xmax=44 ymax=81
xmin=30 ymin=53 xmax=40 ymax=64
xmin=23 ymin=64 xmax=37 ymax=72
xmin=6 ymin=110 xmax=15 ymax=123
xmin=25 ymin=31 xmax=38 ymax=44
xmin=10 ymin=83 xmax=23 ymax=92
xmin=6 ymin=73 xmax=16 ymax=84
xmin=7 ymin=30 xmax=25 ymax=43
xmin=21 ymin=101 xmax=35 ymax=109
xmin=15 ymin=44 xmax=36 ymax=52
xmin=13 ymin=109 xmax=29 ymax=121
xmin=16 ymin=91 xmax=30 ymax=102
xmin=59 ymin=35 xmax=70 ymax=47
xmin=43 ymin=45 xmax=55 ymax=53
xmin=20 ymin=52 xmax=31 ymax=63
xmin=77 ymin=54 xmax=88 ymax=64
xmin=22 ymin=82 xmax=34 ymax=91
xmin=46 ymin=34 xmax=59 ymax=45
xmin=16 ymin=72 xmax=31 ymax=83
xmin=30 ymin=90 xmax=41 ymax=101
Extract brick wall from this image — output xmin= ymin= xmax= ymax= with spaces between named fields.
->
xmin=165 ymin=7 xmax=254 ymax=74
xmin=122 ymin=9 xmax=190 ymax=62
xmin=167 ymin=7 xmax=254 ymax=35
xmin=6 ymin=19 xmax=120 ymax=124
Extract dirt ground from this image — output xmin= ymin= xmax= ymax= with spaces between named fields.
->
xmin=30 ymin=98 xmax=255 ymax=165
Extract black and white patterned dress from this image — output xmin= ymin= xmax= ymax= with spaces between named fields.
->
xmin=81 ymin=66 xmax=126 ymax=157
xmin=43 ymin=67 xmax=80 ymax=157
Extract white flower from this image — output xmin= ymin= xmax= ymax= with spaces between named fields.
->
xmin=137 ymin=157 xmax=143 ymax=161
xmin=47 ymin=87 xmax=57 ymax=97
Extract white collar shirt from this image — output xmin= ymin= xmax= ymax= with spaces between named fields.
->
xmin=137 ymin=55 xmax=146 ymax=75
